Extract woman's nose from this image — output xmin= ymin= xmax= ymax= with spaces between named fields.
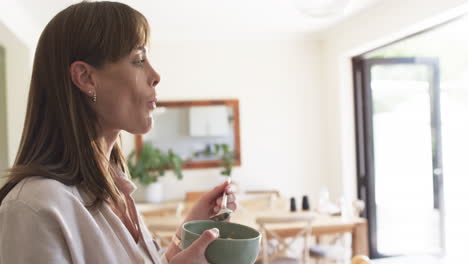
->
xmin=151 ymin=70 xmax=160 ymax=88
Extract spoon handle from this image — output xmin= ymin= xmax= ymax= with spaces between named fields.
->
xmin=221 ymin=177 xmax=232 ymax=209
xmin=221 ymin=192 xmax=228 ymax=209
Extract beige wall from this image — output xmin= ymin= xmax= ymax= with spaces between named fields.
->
xmin=122 ymin=33 xmax=326 ymax=201
xmin=320 ymin=0 xmax=468 ymax=201
xmin=4 ymin=0 xmax=468 ymax=202
xmin=1 ymin=15 xmax=326 ymax=200
xmin=0 ymin=22 xmax=30 ymax=170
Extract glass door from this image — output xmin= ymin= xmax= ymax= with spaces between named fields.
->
xmin=353 ymin=57 xmax=445 ymax=258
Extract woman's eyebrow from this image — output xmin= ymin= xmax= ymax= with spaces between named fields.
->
xmin=135 ymin=46 xmax=147 ymax=54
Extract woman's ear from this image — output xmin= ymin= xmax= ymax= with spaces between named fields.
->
xmin=70 ymin=61 xmax=98 ymax=95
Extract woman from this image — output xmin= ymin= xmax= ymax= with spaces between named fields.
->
xmin=0 ymin=1 xmax=237 ymax=263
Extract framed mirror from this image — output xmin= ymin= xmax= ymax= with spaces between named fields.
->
xmin=135 ymin=99 xmax=241 ymax=169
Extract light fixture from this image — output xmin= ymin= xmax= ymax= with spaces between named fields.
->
xmin=295 ymin=0 xmax=351 ymax=17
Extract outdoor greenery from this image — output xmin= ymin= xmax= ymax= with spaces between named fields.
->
xmin=127 ymin=143 xmax=184 ymax=185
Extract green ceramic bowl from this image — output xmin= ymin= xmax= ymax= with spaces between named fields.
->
xmin=181 ymin=220 xmax=261 ymax=264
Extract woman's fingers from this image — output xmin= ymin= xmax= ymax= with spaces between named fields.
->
xmin=208 ymin=182 xmax=235 ymax=206
xmin=224 ymin=184 xmax=235 ymax=194
xmin=211 ymin=182 xmax=237 ymax=214
xmin=213 ymin=200 xmax=238 ymax=213
xmin=224 ymin=184 xmax=235 ymax=193
xmin=226 ymin=201 xmax=238 ymax=211
xmin=216 ymin=194 xmax=236 ymax=206
xmin=201 ymin=181 xmax=229 ymax=203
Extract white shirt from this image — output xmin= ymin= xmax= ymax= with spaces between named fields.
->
xmin=0 ymin=176 xmax=170 ymax=264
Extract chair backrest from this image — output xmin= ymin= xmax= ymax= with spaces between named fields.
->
xmin=138 ymin=203 xmax=184 ymax=249
xmin=146 ymin=222 xmax=179 ymax=249
xmin=241 ymin=190 xmax=282 ymax=211
xmin=245 ymin=190 xmax=281 ymax=198
xmin=256 ymin=214 xmax=315 ymax=264
xmin=138 ymin=202 xmax=185 ymax=218
xmin=185 ymin=191 xmax=207 ymax=203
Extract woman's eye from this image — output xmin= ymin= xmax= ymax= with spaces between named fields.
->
xmin=134 ymin=59 xmax=146 ymax=66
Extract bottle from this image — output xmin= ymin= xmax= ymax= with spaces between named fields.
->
xmin=290 ymin=197 xmax=297 ymax=212
xmin=302 ymin=195 xmax=310 ymax=211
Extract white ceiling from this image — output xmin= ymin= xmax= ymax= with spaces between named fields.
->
xmin=9 ymin=0 xmax=382 ymax=42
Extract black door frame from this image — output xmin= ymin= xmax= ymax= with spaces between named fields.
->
xmin=352 ymin=57 xmax=445 ymax=258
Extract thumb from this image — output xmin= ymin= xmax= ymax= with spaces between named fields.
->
xmin=188 ymin=228 xmax=219 ymax=253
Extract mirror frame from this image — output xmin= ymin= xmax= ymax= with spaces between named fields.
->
xmin=135 ymin=99 xmax=241 ymax=169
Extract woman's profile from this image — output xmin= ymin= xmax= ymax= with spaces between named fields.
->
xmin=0 ymin=2 xmax=236 ymax=263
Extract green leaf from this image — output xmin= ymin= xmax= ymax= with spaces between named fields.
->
xmin=127 ymin=143 xmax=185 ymax=185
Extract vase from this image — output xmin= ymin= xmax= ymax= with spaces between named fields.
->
xmin=132 ymin=181 xmax=163 ymax=203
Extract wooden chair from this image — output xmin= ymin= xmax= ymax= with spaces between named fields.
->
xmin=185 ymin=179 xmax=241 ymax=203
xmin=256 ymin=215 xmax=315 ymax=264
xmin=138 ymin=203 xmax=183 ymax=251
xmin=308 ymin=199 xmax=366 ymax=263
xmin=146 ymin=222 xmax=178 ymax=250
xmin=138 ymin=203 xmax=184 ymax=218
xmin=245 ymin=190 xmax=281 ymax=198
xmin=185 ymin=191 xmax=207 ymax=203
xmin=241 ymin=190 xmax=282 ymax=211
xmin=308 ymin=242 xmax=348 ymax=264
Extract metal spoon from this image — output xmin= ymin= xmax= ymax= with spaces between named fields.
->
xmin=210 ymin=178 xmax=233 ymax=221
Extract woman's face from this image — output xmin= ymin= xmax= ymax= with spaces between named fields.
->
xmin=93 ymin=47 xmax=160 ymax=135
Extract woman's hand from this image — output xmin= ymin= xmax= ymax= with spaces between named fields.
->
xmin=184 ymin=180 xmax=237 ymax=223
xmin=169 ymin=228 xmax=219 ymax=264
xmin=164 ymin=181 xmax=238 ymax=262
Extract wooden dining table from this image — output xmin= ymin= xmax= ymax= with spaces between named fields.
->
xmin=137 ymin=195 xmax=369 ymax=256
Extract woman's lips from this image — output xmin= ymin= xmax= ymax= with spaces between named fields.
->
xmin=147 ymin=99 xmax=156 ymax=109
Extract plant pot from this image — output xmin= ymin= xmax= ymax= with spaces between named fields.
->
xmin=132 ymin=181 xmax=163 ymax=203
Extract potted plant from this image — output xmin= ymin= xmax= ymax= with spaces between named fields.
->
xmin=127 ymin=143 xmax=184 ymax=203
xmin=194 ymin=143 xmax=235 ymax=177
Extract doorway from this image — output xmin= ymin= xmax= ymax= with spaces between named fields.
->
xmin=353 ymin=15 xmax=468 ymax=260
xmin=353 ymin=57 xmax=444 ymax=258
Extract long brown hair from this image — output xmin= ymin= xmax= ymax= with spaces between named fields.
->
xmin=0 ymin=1 xmax=150 ymax=207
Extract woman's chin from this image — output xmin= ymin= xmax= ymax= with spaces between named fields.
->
xmin=127 ymin=117 xmax=153 ymax=135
